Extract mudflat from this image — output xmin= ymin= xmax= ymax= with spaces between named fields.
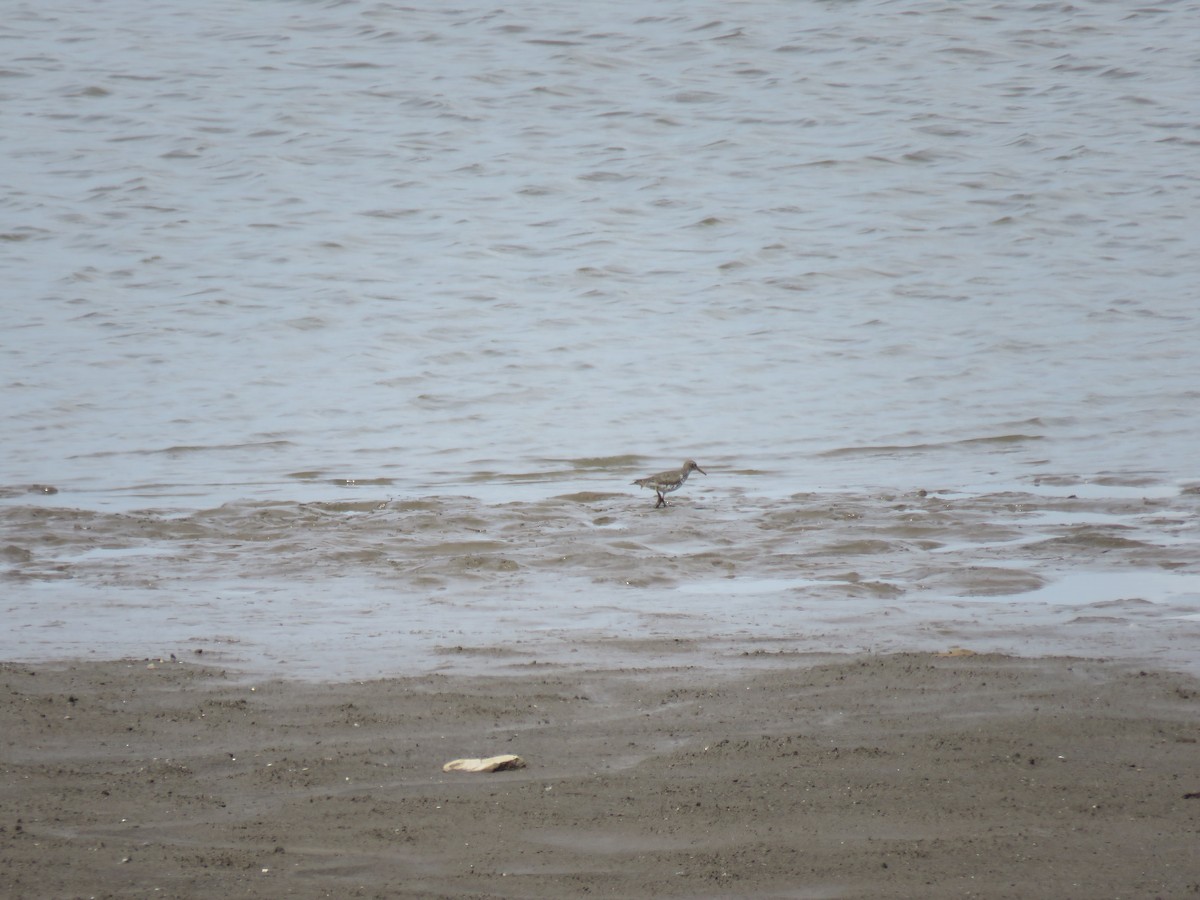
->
xmin=2 ymin=651 xmax=1198 ymax=899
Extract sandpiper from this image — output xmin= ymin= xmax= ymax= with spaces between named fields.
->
xmin=632 ymin=459 xmax=707 ymax=508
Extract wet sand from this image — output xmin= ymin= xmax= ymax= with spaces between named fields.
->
xmin=5 ymin=485 xmax=1200 ymax=679
xmin=3 ymin=651 xmax=1198 ymax=898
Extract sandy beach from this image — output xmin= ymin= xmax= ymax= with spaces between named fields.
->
xmin=3 ymin=650 xmax=1197 ymax=898
xmin=5 ymin=2 xmax=1199 ymax=897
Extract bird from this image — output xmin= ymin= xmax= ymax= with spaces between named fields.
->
xmin=632 ymin=459 xmax=707 ymax=508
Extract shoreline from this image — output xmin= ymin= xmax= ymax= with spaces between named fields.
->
xmin=6 ymin=486 xmax=1200 ymax=684
xmin=4 ymin=651 xmax=1197 ymax=898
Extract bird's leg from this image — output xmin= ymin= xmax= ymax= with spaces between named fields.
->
xmin=655 ymin=491 xmax=666 ymax=508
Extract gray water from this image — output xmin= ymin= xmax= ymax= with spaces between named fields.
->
xmin=3 ymin=0 xmax=1198 ymax=677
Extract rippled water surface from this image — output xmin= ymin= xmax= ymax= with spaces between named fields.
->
xmin=3 ymin=0 xmax=1198 ymax=675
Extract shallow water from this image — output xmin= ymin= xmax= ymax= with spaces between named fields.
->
xmin=3 ymin=0 xmax=1198 ymax=676
xmin=4 ymin=487 xmax=1199 ymax=677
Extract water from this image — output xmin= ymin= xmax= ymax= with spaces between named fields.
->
xmin=3 ymin=0 xmax=1198 ymax=676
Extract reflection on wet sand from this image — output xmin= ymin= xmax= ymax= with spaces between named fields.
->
xmin=2 ymin=485 xmax=1198 ymax=678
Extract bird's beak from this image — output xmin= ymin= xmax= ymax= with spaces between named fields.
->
xmin=696 ymin=465 xmax=707 ymax=475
